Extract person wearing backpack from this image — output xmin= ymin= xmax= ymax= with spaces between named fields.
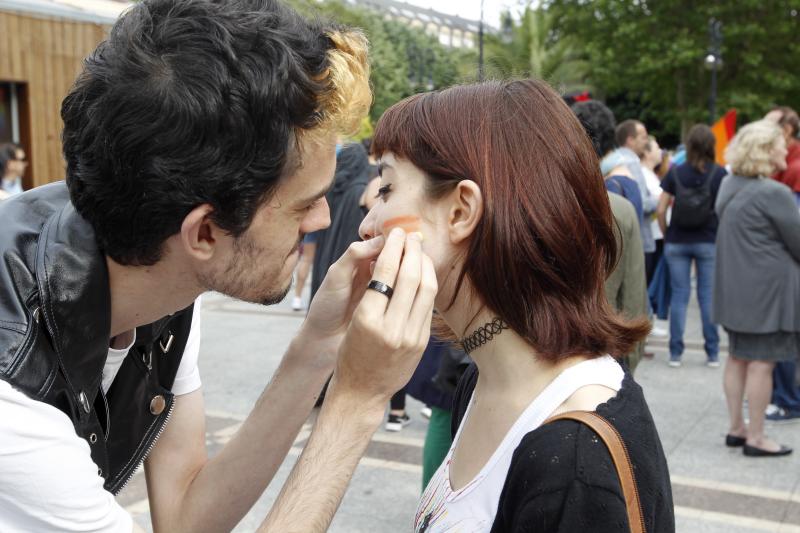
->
xmin=656 ymin=124 xmax=728 ymax=367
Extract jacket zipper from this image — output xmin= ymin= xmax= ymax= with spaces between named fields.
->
xmin=99 ymin=387 xmax=111 ymax=442
xmin=111 ymin=398 xmax=174 ymax=495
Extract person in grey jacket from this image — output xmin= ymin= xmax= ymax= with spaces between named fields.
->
xmin=714 ymin=119 xmax=800 ymax=457
xmin=614 ymin=119 xmax=657 ymax=254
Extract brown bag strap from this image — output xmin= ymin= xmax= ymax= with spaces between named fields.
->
xmin=544 ymin=410 xmax=645 ymax=533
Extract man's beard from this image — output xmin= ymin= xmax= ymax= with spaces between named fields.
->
xmin=199 ymin=234 xmax=292 ymax=306
xmin=259 ymin=281 xmax=292 ymax=306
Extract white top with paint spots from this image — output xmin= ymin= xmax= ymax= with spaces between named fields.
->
xmin=414 ymin=355 xmax=624 ymax=533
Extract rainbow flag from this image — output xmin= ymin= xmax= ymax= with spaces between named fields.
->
xmin=711 ymin=110 xmax=737 ymax=165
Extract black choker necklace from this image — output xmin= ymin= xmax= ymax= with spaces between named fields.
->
xmin=460 ymin=317 xmax=508 ymax=354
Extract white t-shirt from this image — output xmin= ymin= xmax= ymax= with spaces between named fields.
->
xmin=0 ymin=300 xmax=203 ymax=532
xmin=414 ymin=355 xmax=624 ymax=533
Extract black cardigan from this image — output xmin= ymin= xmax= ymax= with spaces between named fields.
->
xmin=451 ymin=363 xmax=675 ymax=532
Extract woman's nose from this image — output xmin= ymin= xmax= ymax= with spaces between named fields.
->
xmin=359 ymin=208 xmax=377 ymax=241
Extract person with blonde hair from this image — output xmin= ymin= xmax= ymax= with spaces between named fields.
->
xmin=714 ymin=119 xmax=800 ymax=457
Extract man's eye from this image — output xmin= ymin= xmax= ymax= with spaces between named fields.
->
xmin=375 ymin=184 xmax=392 ymax=200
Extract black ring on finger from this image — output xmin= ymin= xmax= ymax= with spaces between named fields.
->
xmin=367 ymin=280 xmax=394 ymax=299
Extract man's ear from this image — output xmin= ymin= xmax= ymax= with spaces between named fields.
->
xmin=180 ymin=204 xmax=217 ymax=261
xmin=448 ymin=180 xmax=483 ymax=245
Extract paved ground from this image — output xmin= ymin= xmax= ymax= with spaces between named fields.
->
xmin=122 ymin=287 xmax=800 ymax=532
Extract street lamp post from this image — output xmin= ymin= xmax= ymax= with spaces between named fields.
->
xmin=706 ymin=18 xmax=723 ymax=124
xmin=478 ymin=0 xmax=485 ymax=81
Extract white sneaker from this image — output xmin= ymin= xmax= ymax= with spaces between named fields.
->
xmin=420 ymin=406 xmax=432 ymax=419
xmin=650 ymin=326 xmax=668 ymax=338
xmin=291 ymin=296 xmax=303 ymax=311
xmin=668 ymin=359 xmax=682 ymax=368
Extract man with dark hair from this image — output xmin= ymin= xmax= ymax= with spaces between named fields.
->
xmin=571 ymin=100 xmax=617 ymax=158
xmin=0 ymin=1 xmax=437 ymax=531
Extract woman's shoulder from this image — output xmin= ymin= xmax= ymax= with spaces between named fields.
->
xmin=757 ymin=176 xmax=795 ymax=198
xmin=731 ymin=176 xmax=795 ymax=209
xmin=508 ymin=374 xmax=664 ymax=495
xmin=507 ymin=416 xmax=619 ymax=496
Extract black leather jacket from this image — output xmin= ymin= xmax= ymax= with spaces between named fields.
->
xmin=0 ymin=183 xmax=194 ymax=494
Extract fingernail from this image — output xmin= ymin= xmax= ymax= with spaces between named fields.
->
xmin=390 ymin=227 xmax=405 ymax=238
xmin=409 ymin=232 xmax=424 ymax=242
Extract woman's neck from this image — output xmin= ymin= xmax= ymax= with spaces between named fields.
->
xmin=438 ymin=293 xmax=587 ymax=396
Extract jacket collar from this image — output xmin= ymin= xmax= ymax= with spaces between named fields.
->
xmin=36 ymin=200 xmax=111 ymax=399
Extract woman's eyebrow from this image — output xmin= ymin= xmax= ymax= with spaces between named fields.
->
xmin=377 ymin=161 xmax=394 ymax=176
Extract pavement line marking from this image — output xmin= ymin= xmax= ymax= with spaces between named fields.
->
xmin=358 ymin=455 xmax=422 ymax=474
xmin=672 ymin=474 xmax=800 ymax=503
xmin=287 ymin=446 xmax=423 ymax=474
xmin=645 ymin=346 xmax=730 ymax=356
xmin=288 ymin=426 xmax=422 ymax=448
xmin=371 ymin=432 xmax=425 ymax=448
xmin=212 ymin=423 xmax=242 ymax=439
xmin=205 ymin=409 xmax=247 ymax=422
xmin=675 ymin=505 xmax=800 ymax=532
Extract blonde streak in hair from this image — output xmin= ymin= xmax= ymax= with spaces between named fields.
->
xmin=305 ymin=29 xmax=372 ymax=145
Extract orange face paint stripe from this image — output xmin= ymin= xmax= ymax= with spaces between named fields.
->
xmin=383 ymin=215 xmax=421 ymax=235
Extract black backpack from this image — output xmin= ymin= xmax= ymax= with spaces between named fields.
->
xmin=670 ymin=166 xmax=715 ymax=230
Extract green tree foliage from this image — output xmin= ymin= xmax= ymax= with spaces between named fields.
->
xmin=485 ymin=4 xmax=590 ymax=95
xmin=289 ymin=0 xmax=468 ymax=125
xmin=546 ymin=0 xmax=800 ymax=142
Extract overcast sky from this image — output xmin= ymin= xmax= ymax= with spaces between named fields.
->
xmin=401 ymin=0 xmax=520 ymax=26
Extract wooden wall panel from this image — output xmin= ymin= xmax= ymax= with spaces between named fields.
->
xmin=0 ymin=11 xmax=109 ymax=187
xmin=0 ymin=15 xmax=10 ymax=76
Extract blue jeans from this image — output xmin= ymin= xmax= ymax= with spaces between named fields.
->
xmin=664 ymin=242 xmax=719 ymax=360
xmin=772 ymin=361 xmax=800 ymax=412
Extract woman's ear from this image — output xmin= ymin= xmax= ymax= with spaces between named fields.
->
xmin=180 ymin=204 xmax=217 ymax=261
xmin=448 ymin=180 xmax=483 ymax=245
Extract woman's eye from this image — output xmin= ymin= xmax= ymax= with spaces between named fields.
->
xmin=375 ymin=184 xmax=392 ymax=200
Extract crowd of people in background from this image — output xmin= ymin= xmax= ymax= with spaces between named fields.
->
xmin=573 ymin=102 xmax=800 ymax=458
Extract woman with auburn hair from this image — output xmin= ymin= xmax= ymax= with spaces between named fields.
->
xmin=714 ymin=120 xmax=800 ymax=457
xmin=360 ymin=80 xmax=674 ymax=532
